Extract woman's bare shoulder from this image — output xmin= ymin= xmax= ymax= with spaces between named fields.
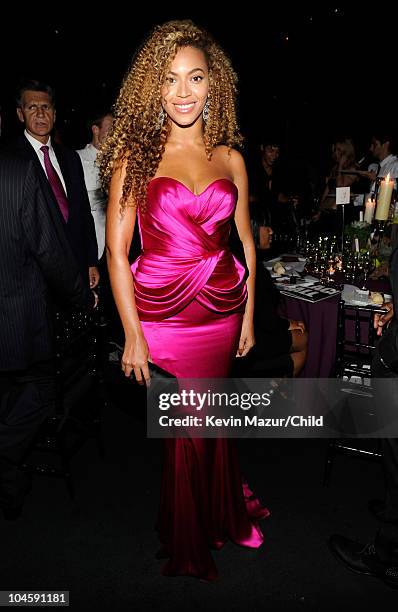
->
xmin=213 ymin=145 xmax=246 ymax=172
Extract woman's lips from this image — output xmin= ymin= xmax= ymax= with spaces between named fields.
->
xmin=173 ymin=102 xmax=196 ymax=114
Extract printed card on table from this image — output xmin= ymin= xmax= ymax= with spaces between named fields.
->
xmin=336 ymin=186 xmax=350 ymax=205
xmin=278 ymin=283 xmax=341 ymax=303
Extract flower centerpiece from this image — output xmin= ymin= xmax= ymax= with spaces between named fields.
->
xmin=344 ymin=221 xmax=373 ymax=251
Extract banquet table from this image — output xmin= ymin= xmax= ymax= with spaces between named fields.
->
xmin=274 ymin=270 xmax=391 ymax=378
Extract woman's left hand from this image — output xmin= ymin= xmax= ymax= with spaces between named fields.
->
xmin=236 ymin=316 xmax=255 ymax=357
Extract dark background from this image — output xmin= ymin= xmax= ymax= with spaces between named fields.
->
xmin=1 ymin=6 xmax=396 ymax=176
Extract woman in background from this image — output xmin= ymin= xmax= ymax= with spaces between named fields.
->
xmin=312 ymin=137 xmax=359 ymax=235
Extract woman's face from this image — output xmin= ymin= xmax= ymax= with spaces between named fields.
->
xmin=161 ymin=46 xmax=209 ymax=127
xmin=332 ymin=142 xmax=346 ymax=162
xmin=259 ymin=226 xmax=273 ymax=250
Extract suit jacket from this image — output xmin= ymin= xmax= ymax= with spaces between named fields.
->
xmin=0 ymin=154 xmax=91 ymax=371
xmin=8 ymin=134 xmax=98 ymax=281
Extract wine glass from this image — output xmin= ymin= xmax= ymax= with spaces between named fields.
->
xmin=358 ymin=250 xmax=371 ymax=290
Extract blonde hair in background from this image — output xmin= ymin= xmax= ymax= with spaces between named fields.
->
xmin=99 ymin=19 xmax=243 ymax=212
xmin=332 ymin=138 xmax=356 ymax=169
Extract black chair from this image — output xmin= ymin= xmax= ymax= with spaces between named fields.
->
xmin=333 ymin=299 xmax=386 ymax=380
xmin=323 ymin=299 xmax=385 ymax=486
xmin=21 ymin=307 xmax=106 ymax=498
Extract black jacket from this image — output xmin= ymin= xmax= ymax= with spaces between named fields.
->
xmin=7 ymin=134 xmax=98 ymax=280
xmin=0 ymin=154 xmax=91 ymax=371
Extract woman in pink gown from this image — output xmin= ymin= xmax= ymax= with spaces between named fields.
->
xmin=102 ymin=20 xmax=269 ymax=580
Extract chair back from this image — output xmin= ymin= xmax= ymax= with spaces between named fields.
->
xmin=334 ymin=299 xmax=386 ymax=380
xmin=324 ymin=299 xmax=386 ymax=486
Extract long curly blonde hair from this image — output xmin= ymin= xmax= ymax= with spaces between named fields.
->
xmin=99 ymin=19 xmax=243 ymax=212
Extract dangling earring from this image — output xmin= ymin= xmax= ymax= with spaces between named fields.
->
xmin=158 ymin=108 xmax=165 ymax=129
xmin=202 ymin=100 xmax=209 ymax=123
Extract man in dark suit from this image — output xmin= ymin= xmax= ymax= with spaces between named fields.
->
xmin=329 ymin=248 xmax=398 ymax=589
xmin=9 ymin=79 xmax=99 ymax=288
xmin=0 ymin=153 xmax=94 ymax=520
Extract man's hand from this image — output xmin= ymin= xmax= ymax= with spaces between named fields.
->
xmin=374 ymin=302 xmax=394 ymax=336
xmin=91 ymin=290 xmax=99 ymax=309
xmin=89 ymin=266 xmax=100 ymax=289
xmin=358 ymin=169 xmax=377 ymax=182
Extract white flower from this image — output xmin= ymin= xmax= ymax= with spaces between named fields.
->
xmin=351 ymin=221 xmax=371 ymax=229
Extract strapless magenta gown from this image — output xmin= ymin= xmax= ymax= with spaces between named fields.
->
xmin=131 ymin=177 xmax=269 ymax=580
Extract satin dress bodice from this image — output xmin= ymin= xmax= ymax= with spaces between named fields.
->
xmin=131 ymin=177 xmax=247 ymax=321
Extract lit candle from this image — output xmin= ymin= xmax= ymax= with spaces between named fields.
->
xmin=364 ymin=198 xmax=375 ymax=223
xmin=359 ymin=211 xmax=364 ymax=222
xmin=354 ymin=238 xmax=360 ymax=252
xmin=375 ymin=173 xmax=394 ymax=220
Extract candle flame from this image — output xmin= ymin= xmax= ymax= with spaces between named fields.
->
xmin=386 ymin=173 xmax=391 ymax=182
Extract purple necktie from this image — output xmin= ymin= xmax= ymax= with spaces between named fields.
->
xmin=40 ymin=145 xmax=69 ymax=222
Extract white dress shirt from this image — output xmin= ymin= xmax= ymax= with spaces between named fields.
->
xmin=378 ymin=154 xmax=398 ymax=179
xmin=367 ymin=154 xmax=398 ymax=199
xmin=76 ymin=143 xmax=106 ymax=259
xmin=24 ymin=130 xmax=68 ymax=194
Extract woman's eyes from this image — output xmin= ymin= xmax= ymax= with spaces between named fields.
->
xmin=165 ymin=75 xmax=204 ymax=84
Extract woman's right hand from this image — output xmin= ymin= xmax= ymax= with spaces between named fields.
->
xmin=121 ymin=333 xmax=151 ymax=384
